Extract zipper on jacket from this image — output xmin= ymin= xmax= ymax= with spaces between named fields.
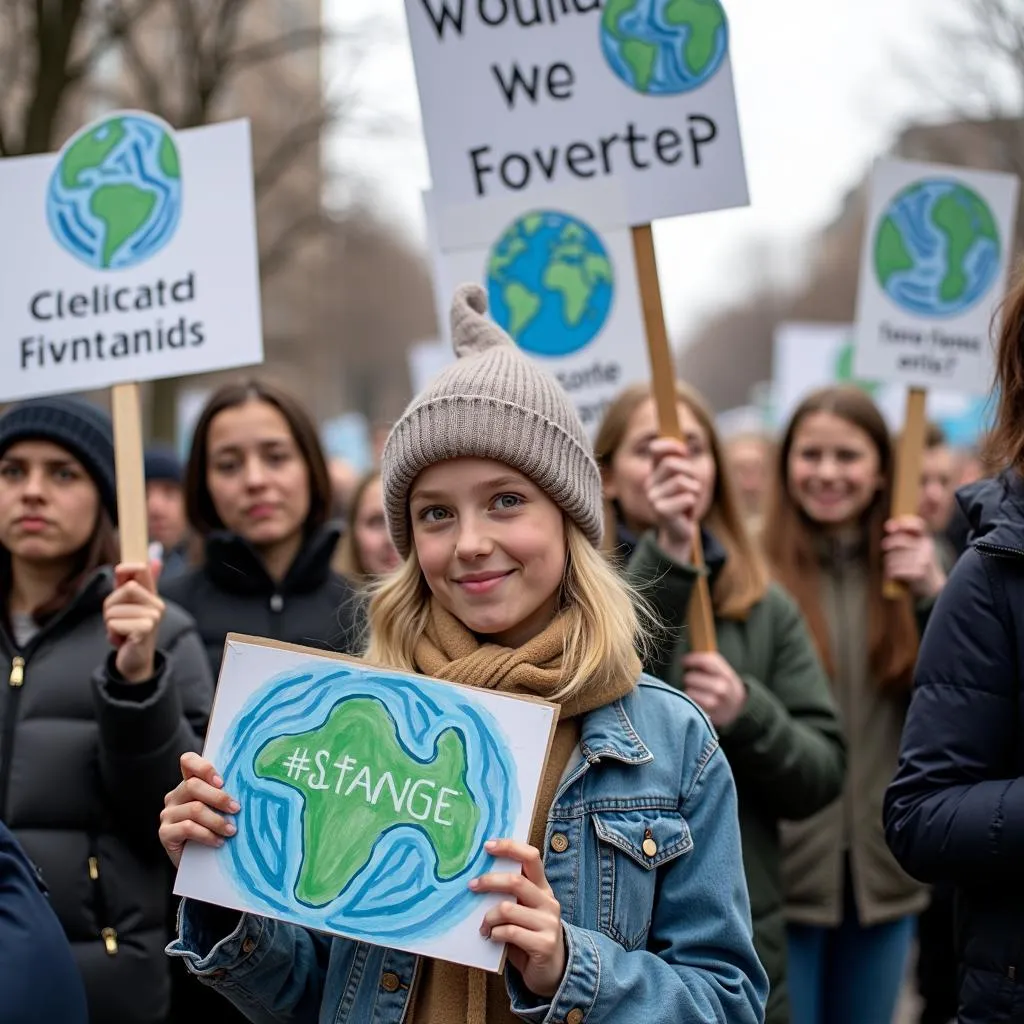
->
xmin=975 ymin=542 xmax=1024 ymax=559
xmin=8 ymin=657 xmax=23 ymax=687
xmin=87 ymin=842 xmax=118 ymax=956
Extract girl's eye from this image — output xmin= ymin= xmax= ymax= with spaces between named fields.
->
xmin=837 ymin=450 xmax=862 ymax=464
xmin=419 ymin=506 xmax=450 ymax=524
xmin=212 ymin=459 xmax=240 ymax=474
xmin=0 ymin=464 xmax=23 ymax=480
xmin=53 ymin=468 xmax=78 ymax=482
xmin=494 ymin=493 xmax=523 ymax=511
xmin=264 ymin=449 xmax=290 ymax=466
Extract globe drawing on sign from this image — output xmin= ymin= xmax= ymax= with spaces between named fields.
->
xmin=600 ymin=0 xmax=728 ymax=95
xmin=47 ymin=113 xmax=182 ymax=270
xmin=874 ymin=179 xmax=1001 ymax=318
xmin=219 ymin=665 xmax=518 ymax=942
xmin=486 ymin=210 xmax=614 ymax=358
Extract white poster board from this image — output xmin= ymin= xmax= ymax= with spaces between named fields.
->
xmin=0 ymin=112 xmax=263 ymax=401
xmin=405 ymin=0 xmax=748 ymax=244
xmin=774 ymin=321 xmax=992 ymax=445
xmin=424 ymin=182 xmax=651 ymax=435
xmin=175 ymin=636 xmax=559 ymax=973
xmin=853 ymin=158 xmax=1019 ymax=395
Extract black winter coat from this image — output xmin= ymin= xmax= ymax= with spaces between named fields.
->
xmin=0 ymin=818 xmax=88 ymax=1024
xmin=161 ymin=524 xmax=362 ymax=679
xmin=0 ymin=570 xmax=212 ymax=1024
xmin=885 ymin=472 xmax=1024 ymax=1024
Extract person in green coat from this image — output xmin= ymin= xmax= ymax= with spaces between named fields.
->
xmin=595 ymin=381 xmax=846 ymax=1024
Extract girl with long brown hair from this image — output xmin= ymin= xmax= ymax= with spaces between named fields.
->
xmin=762 ymin=385 xmax=945 ymax=1024
xmin=332 ymin=470 xmax=400 ymax=587
xmin=595 ymin=381 xmax=845 ymax=1024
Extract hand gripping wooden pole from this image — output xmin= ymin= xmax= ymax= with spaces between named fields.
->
xmin=883 ymin=386 xmax=927 ymax=600
xmin=631 ymin=224 xmax=717 ymax=652
xmin=111 ymin=382 xmax=150 ymax=565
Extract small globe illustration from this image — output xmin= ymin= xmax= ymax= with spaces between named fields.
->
xmin=486 ymin=211 xmax=614 ymax=358
xmin=874 ymin=179 xmax=1002 ymax=318
xmin=47 ymin=113 xmax=182 ymax=270
xmin=600 ymin=0 xmax=728 ymax=95
xmin=220 ymin=667 xmax=518 ymax=941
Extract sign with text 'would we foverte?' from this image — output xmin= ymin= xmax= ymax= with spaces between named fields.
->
xmin=405 ymin=0 xmax=748 ymax=244
xmin=0 ymin=112 xmax=263 ymax=402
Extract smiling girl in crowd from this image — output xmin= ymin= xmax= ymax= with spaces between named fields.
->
xmin=158 ymin=285 xmax=768 ymax=1024
xmin=161 ymin=379 xmax=361 ymax=679
xmin=762 ymin=386 xmax=945 ymax=1024
xmin=332 ymin=469 xmax=400 ymax=587
xmin=595 ymin=381 xmax=844 ymax=1024
xmin=0 ymin=397 xmax=211 ymax=1024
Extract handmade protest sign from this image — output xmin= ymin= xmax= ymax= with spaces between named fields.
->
xmin=174 ymin=636 xmax=559 ymax=973
xmin=424 ymin=183 xmax=652 ymax=435
xmin=852 ymin=158 xmax=1019 ymax=596
xmin=0 ymin=111 xmax=264 ymax=561
xmin=405 ymin=0 xmax=748 ymax=244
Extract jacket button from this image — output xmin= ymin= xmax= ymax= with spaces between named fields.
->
xmin=380 ymin=972 xmax=401 ymax=992
xmin=566 ymin=1010 xmax=585 ymax=1024
xmin=269 ymin=594 xmax=284 ymax=612
xmin=550 ymin=832 xmax=569 ymax=853
xmin=242 ymin=937 xmax=256 ymax=955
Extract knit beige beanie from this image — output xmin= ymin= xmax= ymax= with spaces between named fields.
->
xmin=382 ymin=284 xmax=603 ymax=557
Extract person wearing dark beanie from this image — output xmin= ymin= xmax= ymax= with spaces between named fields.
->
xmin=145 ymin=445 xmax=189 ymax=581
xmin=0 ymin=396 xmax=214 ymax=1024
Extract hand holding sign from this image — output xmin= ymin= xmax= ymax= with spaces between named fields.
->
xmin=104 ymin=561 xmax=165 ymax=683
xmin=882 ymin=515 xmax=946 ymax=601
xmin=646 ymin=437 xmax=703 ymax=565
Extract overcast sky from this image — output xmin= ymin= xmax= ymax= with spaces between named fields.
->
xmin=324 ymin=0 xmax=962 ymax=343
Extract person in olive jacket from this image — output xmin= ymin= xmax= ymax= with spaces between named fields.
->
xmin=161 ymin=379 xmax=363 ymax=679
xmin=596 ymin=382 xmax=846 ymax=1024
xmin=762 ymin=386 xmax=946 ymax=1024
xmin=160 ymin=379 xmax=362 ymax=1024
xmin=0 ymin=397 xmax=212 ymax=1024
xmin=885 ymin=270 xmax=1024 ymax=1024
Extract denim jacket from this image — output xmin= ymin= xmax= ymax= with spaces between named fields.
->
xmin=167 ymin=676 xmax=768 ymax=1023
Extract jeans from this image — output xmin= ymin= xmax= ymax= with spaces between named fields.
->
xmin=787 ymin=867 xmax=915 ymax=1024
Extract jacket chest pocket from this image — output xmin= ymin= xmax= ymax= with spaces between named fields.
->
xmin=591 ymin=810 xmax=693 ymax=951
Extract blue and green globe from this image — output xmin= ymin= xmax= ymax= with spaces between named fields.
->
xmin=601 ymin=0 xmax=728 ymax=95
xmin=486 ymin=211 xmax=614 ymax=358
xmin=47 ymin=113 xmax=182 ymax=270
xmin=874 ymin=179 xmax=1001 ymax=318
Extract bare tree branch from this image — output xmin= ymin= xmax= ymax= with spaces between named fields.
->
xmin=228 ymin=26 xmax=328 ymax=71
xmin=259 ymin=211 xmax=326 ymax=279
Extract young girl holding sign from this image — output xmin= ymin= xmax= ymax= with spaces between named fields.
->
xmin=761 ymin=386 xmax=945 ymax=1024
xmin=158 ymin=285 xmax=769 ymax=1024
xmin=0 ymin=397 xmax=212 ymax=1024
xmin=594 ymin=381 xmax=845 ymax=1024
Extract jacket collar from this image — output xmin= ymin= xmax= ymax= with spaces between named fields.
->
xmin=202 ymin=523 xmax=341 ymax=595
xmin=614 ymin=519 xmax=727 ymax=580
xmin=578 ymin=688 xmax=654 ymax=767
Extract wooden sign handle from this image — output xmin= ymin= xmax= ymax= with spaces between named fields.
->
xmin=111 ymin=382 xmax=150 ymax=565
xmin=883 ymin=386 xmax=928 ymax=601
xmin=631 ymin=224 xmax=717 ymax=653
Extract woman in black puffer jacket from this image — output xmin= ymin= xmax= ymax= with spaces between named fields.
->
xmin=0 ymin=397 xmax=212 ymax=1024
xmin=160 ymin=379 xmax=362 ymax=1024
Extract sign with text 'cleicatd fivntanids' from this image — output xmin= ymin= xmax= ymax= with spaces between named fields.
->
xmin=405 ymin=0 xmax=748 ymax=243
xmin=853 ymin=158 xmax=1019 ymax=396
xmin=0 ymin=111 xmax=263 ymax=402
xmin=424 ymin=182 xmax=651 ymax=435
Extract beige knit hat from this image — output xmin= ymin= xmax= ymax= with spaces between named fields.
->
xmin=382 ymin=284 xmax=603 ymax=557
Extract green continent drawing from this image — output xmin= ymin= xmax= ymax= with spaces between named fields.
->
xmin=255 ymin=698 xmax=480 ymax=908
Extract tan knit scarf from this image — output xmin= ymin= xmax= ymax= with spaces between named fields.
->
xmin=407 ymin=600 xmax=640 ymax=1024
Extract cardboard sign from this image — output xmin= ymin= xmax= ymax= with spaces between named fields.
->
xmin=405 ymin=0 xmax=748 ymax=242
xmin=174 ymin=636 xmax=559 ymax=973
xmin=424 ymin=182 xmax=652 ymax=435
xmin=853 ymin=158 xmax=1019 ymax=395
xmin=0 ymin=112 xmax=263 ymax=401
xmin=773 ymin=321 xmax=992 ymax=444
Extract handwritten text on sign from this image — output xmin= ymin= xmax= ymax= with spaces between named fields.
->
xmin=405 ymin=0 xmax=748 ymax=236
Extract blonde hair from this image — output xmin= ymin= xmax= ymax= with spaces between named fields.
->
xmin=364 ymin=518 xmax=648 ymax=702
xmin=332 ymin=470 xmax=381 ymax=586
xmin=594 ymin=380 xmax=769 ymax=620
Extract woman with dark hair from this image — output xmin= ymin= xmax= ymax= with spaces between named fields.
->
xmin=595 ymin=381 xmax=845 ymax=1024
xmin=162 ymin=379 xmax=362 ymax=677
xmin=762 ymin=385 xmax=945 ymax=1024
xmin=885 ymin=268 xmax=1024 ymax=1024
xmin=0 ymin=396 xmax=212 ymax=1024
